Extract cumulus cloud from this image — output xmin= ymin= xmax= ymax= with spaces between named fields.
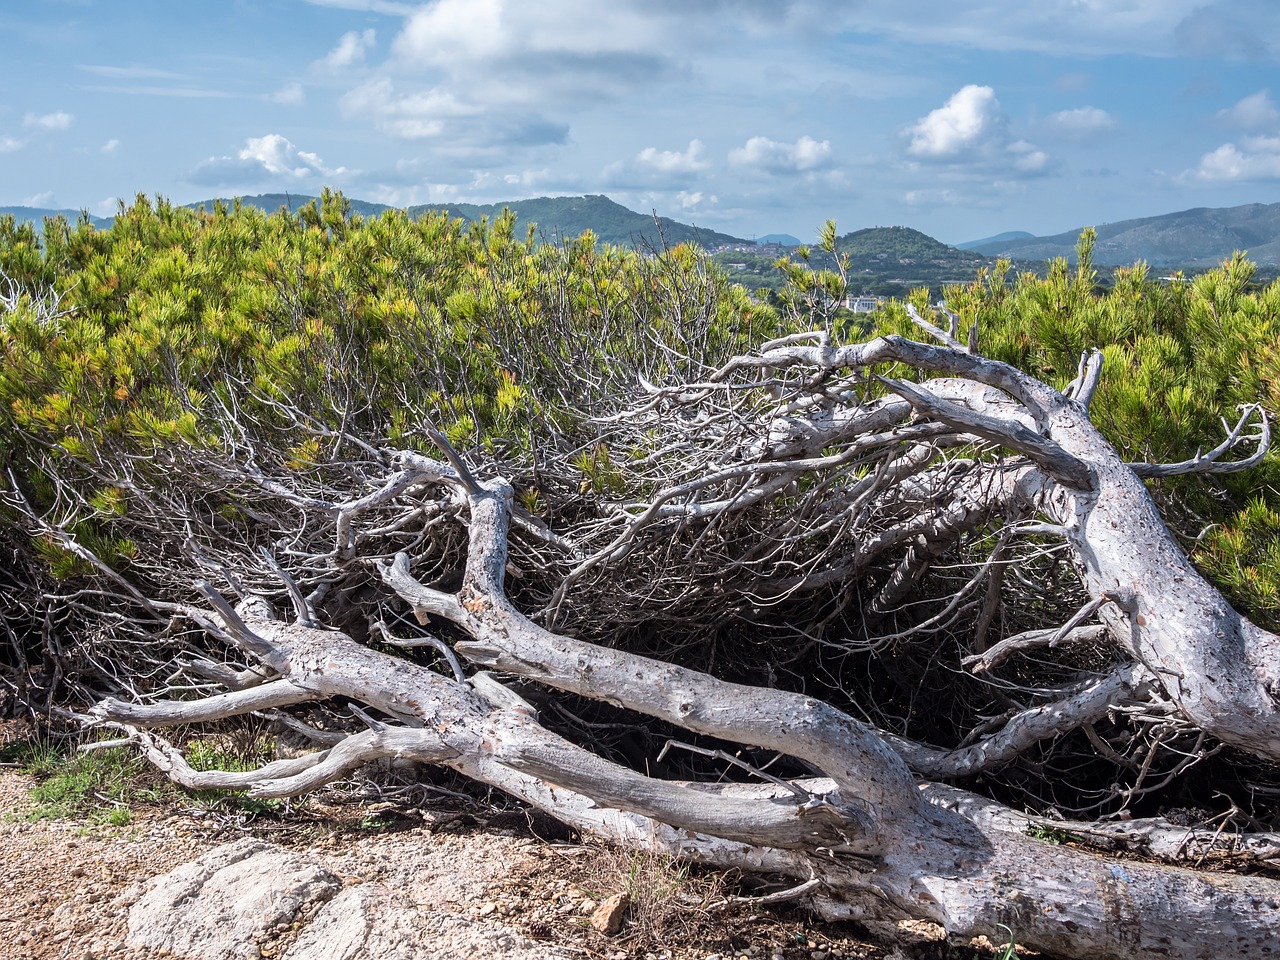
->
xmin=189 ymin=134 xmax=347 ymax=186
xmin=338 ymin=76 xmax=567 ymax=153
xmin=24 ymin=111 xmax=73 ymax=131
xmin=340 ymin=77 xmax=482 ymax=139
xmin=1007 ymin=140 xmax=1048 ymax=172
xmin=342 ymin=78 xmax=474 ymax=124
xmin=601 ymin=139 xmax=711 ymax=190
xmin=101 ymin=138 xmax=120 ymax=153
xmin=1191 ymin=136 xmax=1280 ymax=181
xmin=1045 ymin=106 xmax=1117 ymax=137
xmin=0 ymin=136 xmax=23 ymax=153
xmin=319 ymin=29 xmax=376 ymax=70
xmin=728 ymin=135 xmax=832 ymax=173
xmin=637 ymin=140 xmax=709 ymax=175
xmin=388 ymin=0 xmax=672 ymax=106
xmin=906 ymin=85 xmax=1001 ymax=158
xmin=1217 ymin=90 xmax=1279 ymax=129
xmin=21 ymin=191 xmax=56 ymax=207
xmin=903 ymin=85 xmax=1048 ymax=177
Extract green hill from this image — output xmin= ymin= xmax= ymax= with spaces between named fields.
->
xmin=836 ymin=225 xmax=987 ymax=270
xmin=970 ymin=202 xmax=1280 ymax=267
xmin=186 ymin=193 xmax=391 ymax=221
xmin=179 ymin=193 xmax=746 ymax=250
xmin=407 ymin=194 xmax=746 ymax=248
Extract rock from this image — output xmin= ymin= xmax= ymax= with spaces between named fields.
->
xmin=589 ymin=892 xmax=630 ymax=936
xmin=126 ymin=839 xmax=342 ymax=960
xmin=282 ymin=884 xmax=434 ymax=960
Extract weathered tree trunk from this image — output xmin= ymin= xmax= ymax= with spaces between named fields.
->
xmin=64 ymin=320 xmax=1280 ymax=958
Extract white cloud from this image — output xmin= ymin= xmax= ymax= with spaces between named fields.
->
xmin=677 ymin=189 xmax=715 ymax=211
xmin=728 ymin=135 xmax=832 ymax=173
xmin=905 ymin=85 xmax=1001 ymax=158
xmin=22 ymin=191 xmax=56 ymax=207
xmin=500 ymin=168 xmax=574 ymax=192
xmin=271 ymin=82 xmax=305 ymax=106
xmin=190 ymin=134 xmax=348 ymax=185
xmin=101 ymin=138 xmax=120 ymax=153
xmin=94 ymin=196 xmax=121 ymax=217
xmin=394 ymin=0 xmax=507 ymax=66
xmin=1045 ymin=106 xmax=1117 ymax=137
xmin=902 ymin=84 xmax=1049 ymax=178
xmin=1191 ymin=136 xmax=1280 ymax=181
xmin=24 ymin=111 xmax=73 ymax=131
xmin=636 ymin=140 xmax=709 ymax=175
xmin=0 ymin=136 xmax=23 ymax=153
xmin=339 ymin=77 xmax=478 ymax=139
xmin=388 ymin=0 xmax=672 ymax=107
xmin=1007 ymin=140 xmax=1048 ymax=172
xmin=1217 ymin=90 xmax=1279 ymax=129
xmin=319 ymin=29 xmax=376 ymax=70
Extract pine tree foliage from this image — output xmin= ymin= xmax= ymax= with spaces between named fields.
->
xmin=4 ymin=197 xmax=1280 ymax=957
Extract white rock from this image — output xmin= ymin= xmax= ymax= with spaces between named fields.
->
xmin=126 ymin=839 xmax=341 ymax=960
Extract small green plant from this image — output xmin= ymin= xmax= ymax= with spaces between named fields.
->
xmin=359 ymin=811 xmax=395 ymax=831
xmin=1024 ymin=823 xmax=1082 ymax=846
xmin=182 ymin=735 xmax=285 ymax=818
xmin=101 ymin=805 xmax=132 ymax=827
xmin=22 ymin=741 xmax=144 ymax=820
xmin=185 ymin=735 xmax=274 ymax=773
xmin=993 ymin=923 xmax=1019 ymax=959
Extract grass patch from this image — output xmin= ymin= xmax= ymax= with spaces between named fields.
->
xmin=21 ymin=740 xmax=146 ymax=822
xmin=183 ymin=733 xmax=287 ymax=819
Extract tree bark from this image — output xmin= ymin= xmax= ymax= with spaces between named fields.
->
xmin=71 ymin=324 xmax=1280 ymax=959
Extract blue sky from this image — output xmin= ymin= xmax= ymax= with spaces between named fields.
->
xmin=2 ymin=0 xmax=1279 ymax=245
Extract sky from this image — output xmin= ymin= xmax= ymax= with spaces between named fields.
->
xmin=2 ymin=0 xmax=1279 ymax=246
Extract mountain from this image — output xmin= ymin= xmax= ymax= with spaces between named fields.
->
xmin=756 ymin=233 xmax=802 ymax=246
xmin=406 ymin=194 xmax=747 ymax=248
xmin=188 ymin=193 xmax=392 ymax=220
xmin=955 ymin=230 xmax=1033 ymax=250
xmin=0 ymin=206 xmax=111 ymax=233
xmin=836 ymin=225 xmax=987 ymax=269
xmin=968 ymin=202 xmax=1280 ymax=267
xmin=180 ymin=193 xmax=748 ymax=249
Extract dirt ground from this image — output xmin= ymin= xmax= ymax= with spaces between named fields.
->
xmin=0 ymin=756 xmax=1004 ymax=960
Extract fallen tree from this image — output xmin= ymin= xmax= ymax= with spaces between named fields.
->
xmin=3 ymin=204 xmax=1280 ymax=958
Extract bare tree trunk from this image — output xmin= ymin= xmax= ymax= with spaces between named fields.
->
xmin=41 ymin=318 xmax=1278 ymax=958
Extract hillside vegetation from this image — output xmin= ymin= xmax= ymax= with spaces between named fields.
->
xmin=971 ymin=201 xmax=1280 ymax=267
xmin=0 ymin=196 xmax=1275 ymax=669
xmin=4 ymin=196 xmax=1280 ymax=957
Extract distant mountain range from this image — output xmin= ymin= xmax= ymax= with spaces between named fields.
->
xmin=1 ymin=194 xmax=748 ymax=249
xmin=6 ymin=195 xmax=1280 ymax=269
xmin=191 ymin=193 xmax=749 ymax=249
xmin=0 ymin=205 xmax=111 ymax=230
xmin=963 ymin=202 xmax=1280 ymax=267
xmin=955 ymin=231 xmax=1034 ymax=250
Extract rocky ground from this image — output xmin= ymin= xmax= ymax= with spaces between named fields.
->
xmin=0 ymin=725 xmax=1008 ymax=960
